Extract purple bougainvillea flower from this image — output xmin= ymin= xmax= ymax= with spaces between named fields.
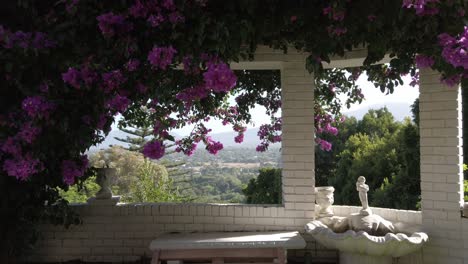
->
xmin=22 ymin=96 xmax=54 ymax=119
xmin=1 ymin=137 xmax=22 ymax=156
xmin=125 ymin=59 xmax=140 ymax=72
xmin=234 ymin=133 xmax=244 ymax=143
xmin=415 ymin=55 xmax=435 ymax=68
xmin=3 ymin=155 xmax=42 ymax=181
xmin=148 ymin=46 xmax=177 ymax=70
xmin=441 ymin=74 xmax=461 ymax=87
xmin=203 ymin=62 xmax=237 ymax=93
xmin=206 ymin=139 xmax=223 ymax=155
xmin=62 ymin=156 xmax=88 ymax=185
xmin=97 ymin=12 xmax=132 ymax=37
xmin=102 ymin=70 xmax=126 ymax=92
xmin=18 ymin=122 xmax=41 ymax=144
xmin=106 ymin=94 xmax=130 ymax=113
xmin=142 ymin=141 xmax=165 ymax=159
xmin=62 ymin=67 xmax=81 ymax=89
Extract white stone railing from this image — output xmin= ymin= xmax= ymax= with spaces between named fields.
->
xmin=25 ymin=199 xmax=426 ymax=263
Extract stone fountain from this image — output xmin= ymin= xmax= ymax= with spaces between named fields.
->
xmin=306 ymin=176 xmax=428 ymax=264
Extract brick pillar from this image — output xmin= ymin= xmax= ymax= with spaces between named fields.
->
xmin=281 ymin=61 xmax=316 ymax=223
xmin=419 ymin=69 xmax=464 ymax=263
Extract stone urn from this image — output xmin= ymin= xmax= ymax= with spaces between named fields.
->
xmin=315 ymin=186 xmax=335 ymax=218
xmin=88 ymin=167 xmax=120 ymax=205
xmin=94 ymin=167 xmax=115 ymax=199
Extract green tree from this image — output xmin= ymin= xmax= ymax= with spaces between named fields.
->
xmin=123 ymin=160 xmax=183 ymax=203
xmin=116 ymin=108 xmax=193 ymax=200
xmin=372 ymin=119 xmax=420 ymax=209
xmin=114 ymin=127 xmax=153 ymax=152
xmin=315 ymin=116 xmax=359 ymax=186
xmin=58 ymin=176 xmax=100 ymax=203
xmin=87 ymin=146 xmax=183 ymax=202
xmin=328 ymin=101 xmax=421 ymax=210
xmin=243 ymin=168 xmax=282 ymax=204
xmin=330 ymin=132 xmax=401 ymax=205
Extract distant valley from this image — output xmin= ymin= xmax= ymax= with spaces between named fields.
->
xmin=89 ymin=102 xmax=413 ymax=151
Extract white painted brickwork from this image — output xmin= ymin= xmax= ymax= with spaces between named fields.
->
xmin=419 ymin=69 xmax=467 ymax=264
xmin=281 ymin=59 xmax=316 ymax=222
xmin=27 ymin=202 xmax=425 ymax=263
xmin=27 ymin=50 xmax=321 ymax=263
xmin=26 ymin=50 xmax=468 ymax=264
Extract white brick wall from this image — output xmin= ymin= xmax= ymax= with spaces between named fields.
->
xmin=418 ymin=69 xmax=465 ymax=264
xmin=25 ymin=51 xmax=468 ymax=264
xmin=26 ymin=50 xmax=322 ymax=263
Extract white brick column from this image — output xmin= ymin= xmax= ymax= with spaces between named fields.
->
xmin=419 ymin=69 xmax=464 ymax=263
xmin=281 ymin=61 xmax=316 ymax=223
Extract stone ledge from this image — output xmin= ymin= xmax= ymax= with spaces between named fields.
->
xmin=87 ymin=196 xmax=120 ymax=206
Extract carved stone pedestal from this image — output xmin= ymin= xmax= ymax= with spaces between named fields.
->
xmin=340 ymin=252 xmax=392 ymax=264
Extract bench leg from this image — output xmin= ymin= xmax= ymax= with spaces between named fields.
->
xmin=151 ymin=249 xmax=161 ymax=264
xmin=276 ymin=248 xmax=286 ymax=264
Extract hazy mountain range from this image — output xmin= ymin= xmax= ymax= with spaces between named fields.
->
xmin=90 ymin=102 xmax=413 ymax=151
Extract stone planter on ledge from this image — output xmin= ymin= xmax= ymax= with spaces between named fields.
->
xmin=87 ymin=167 xmax=120 ymax=206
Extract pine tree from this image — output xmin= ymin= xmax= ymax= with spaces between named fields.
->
xmin=115 ymin=114 xmax=194 ymax=201
xmin=114 ymin=126 xmax=152 ymax=151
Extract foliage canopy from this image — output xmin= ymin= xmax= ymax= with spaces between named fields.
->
xmin=0 ymin=0 xmax=466 ymax=258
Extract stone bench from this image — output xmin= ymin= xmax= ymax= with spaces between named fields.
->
xmin=149 ymin=231 xmax=306 ymax=264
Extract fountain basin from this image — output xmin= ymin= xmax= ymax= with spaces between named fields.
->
xmin=306 ymin=220 xmax=428 ymax=264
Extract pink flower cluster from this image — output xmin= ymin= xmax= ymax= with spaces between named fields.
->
xmin=203 ymin=62 xmax=237 ymax=93
xmin=3 ymin=155 xmax=42 ymax=181
xmin=256 ymin=118 xmax=282 ymax=152
xmin=206 ymin=137 xmax=223 ymax=155
xmin=315 ymin=111 xmax=340 ymax=152
xmin=142 ymin=141 xmax=165 ymax=159
xmin=129 ymin=0 xmax=184 ymax=26
xmin=414 ymin=54 xmax=435 ymax=68
xmin=0 ymin=25 xmax=56 ymax=50
xmin=97 ymin=12 xmax=133 ymax=37
xmin=402 ymin=0 xmax=439 ymax=16
xmin=175 ymin=123 xmax=223 ymax=156
xmin=316 ymin=138 xmax=332 ymax=151
xmin=1 ymin=137 xmax=21 ymax=156
xmin=22 ymin=96 xmax=55 ymax=119
xmin=316 ymin=111 xmax=339 ymax=137
xmin=182 ymin=56 xmax=201 ymax=75
xmin=409 ymin=72 xmax=420 ymax=87
xmin=148 ymin=46 xmax=177 ymax=70
xmin=323 ymin=6 xmax=345 ymax=21
xmin=323 ymin=6 xmax=347 ymax=36
xmin=102 ymin=70 xmax=126 ymax=93
xmin=18 ymin=122 xmax=41 ymax=144
xmin=175 ymin=140 xmax=197 ymax=156
xmin=62 ymin=155 xmax=89 ymax=185
xmin=441 ymin=74 xmax=461 ymax=87
xmin=327 ymin=26 xmax=347 ymax=36
xmin=106 ymin=94 xmax=131 ymax=113
xmin=438 ymin=27 xmax=468 ymax=71
xmin=125 ymin=59 xmax=140 ymax=72
xmin=62 ymin=66 xmax=98 ymax=89
xmin=176 ymin=61 xmax=237 ymax=105
xmin=1 ymin=131 xmax=43 ymax=180
xmin=176 ymin=85 xmax=209 ymax=103
xmin=233 ymin=124 xmax=247 ymax=144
